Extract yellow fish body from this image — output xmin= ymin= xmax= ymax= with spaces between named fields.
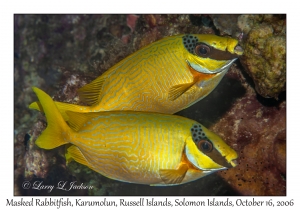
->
xmin=30 ymin=34 xmax=243 ymax=120
xmin=32 ymin=87 xmax=238 ymax=186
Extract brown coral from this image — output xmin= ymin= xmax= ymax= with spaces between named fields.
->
xmin=212 ymin=67 xmax=286 ymax=196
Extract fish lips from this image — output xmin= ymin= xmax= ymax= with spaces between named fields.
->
xmin=202 ymin=158 xmax=238 ymax=172
xmin=187 ymin=58 xmax=238 ymax=75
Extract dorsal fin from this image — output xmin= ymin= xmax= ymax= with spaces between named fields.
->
xmin=55 ymin=102 xmax=90 ymax=122
xmin=78 ymin=75 xmax=106 ymax=106
xmin=66 ymin=111 xmax=102 ymax=132
xmin=66 ymin=111 xmax=89 ymax=132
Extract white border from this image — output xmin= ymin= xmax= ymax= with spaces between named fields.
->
xmin=2 ymin=0 xmax=297 ymax=209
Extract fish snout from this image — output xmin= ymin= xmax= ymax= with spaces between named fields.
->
xmin=234 ymin=45 xmax=244 ymax=55
xmin=230 ymin=159 xmax=238 ymax=168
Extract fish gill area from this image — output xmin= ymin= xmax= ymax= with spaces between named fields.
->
xmin=14 ymin=14 xmax=286 ymax=195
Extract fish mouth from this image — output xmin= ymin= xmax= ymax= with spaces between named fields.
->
xmin=200 ymin=158 xmax=238 ymax=172
xmin=221 ymin=158 xmax=238 ymax=169
xmin=234 ymin=45 xmax=244 ymax=55
xmin=186 ymin=58 xmax=237 ymax=75
xmin=220 ymin=158 xmax=239 ymax=169
xmin=230 ymin=159 xmax=238 ymax=167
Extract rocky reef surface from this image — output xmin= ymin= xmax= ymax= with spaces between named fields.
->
xmin=238 ymin=15 xmax=286 ymax=99
xmin=14 ymin=14 xmax=286 ymax=195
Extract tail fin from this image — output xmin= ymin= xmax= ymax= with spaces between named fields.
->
xmin=29 ymin=100 xmax=90 ymax=122
xmin=32 ymin=87 xmax=70 ymax=149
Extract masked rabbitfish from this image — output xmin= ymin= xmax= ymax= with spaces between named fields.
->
xmin=32 ymin=87 xmax=238 ymax=186
xmin=30 ymin=34 xmax=243 ymax=121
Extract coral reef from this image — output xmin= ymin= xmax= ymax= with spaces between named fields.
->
xmin=237 ymin=14 xmax=286 ymax=99
xmin=209 ymin=14 xmax=241 ymax=37
xmin=14 ymin=14 xmax=286 ymax=196
xmin=213 ymin=67 xmax=286 ymax=195
xmin=207 ymin=14 xmax=286 ymax=99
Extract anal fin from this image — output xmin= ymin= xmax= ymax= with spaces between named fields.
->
xmin=65 ymin=145 xmax=94 ymax=170
xmin=159 ymin=164 xmax=188 ymax=184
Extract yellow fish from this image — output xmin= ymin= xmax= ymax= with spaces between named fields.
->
xmin=30 ymin=34 xmax=243 ymax=120
xmin=32 ymin=87 xmax=238 ymax=186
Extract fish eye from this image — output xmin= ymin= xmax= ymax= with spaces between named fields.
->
xmin=197 ymin=139 xmax=213 ymax=153
xmin=195 ymin=44 xmax=210 ymax=56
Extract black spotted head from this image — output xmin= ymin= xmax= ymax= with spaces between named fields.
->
xmin=185 ymin=123 xmax=238 ymax=171
xmin=183 ymin=35 xmax=199 ymax=54
xmin=182 ymin=34 xmax=243 ymax=74
xmin=190 ymin=124 xmax=207 ymax=146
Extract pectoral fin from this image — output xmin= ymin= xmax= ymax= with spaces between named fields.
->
xmin=168 ymin=81 xmax=196 ymax=101
xmin=78 ymin=75 xmax=106 ymax=106
xmin=159 ymin=164 xmax=188 ymax=184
